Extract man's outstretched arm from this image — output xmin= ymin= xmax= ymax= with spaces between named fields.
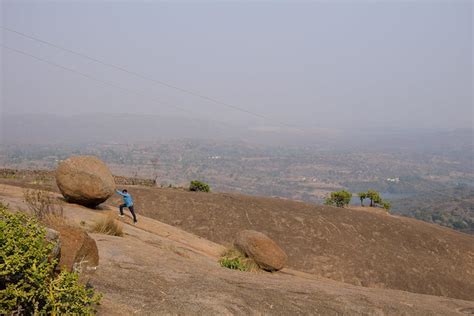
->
xmin=116 ymin=190 xmax=125 ymax=196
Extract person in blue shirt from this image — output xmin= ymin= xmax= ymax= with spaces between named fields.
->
xmin=116 ymin=189 xmax=137 ymax=224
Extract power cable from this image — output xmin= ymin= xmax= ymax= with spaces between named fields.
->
xmin=2 ymin=44 xmax=201 ymax=117
xmin=2 ymin=26 xmax=302 ymax=131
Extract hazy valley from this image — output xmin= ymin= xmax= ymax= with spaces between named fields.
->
xmin=1 ymin=117 xmax=472 ymax=234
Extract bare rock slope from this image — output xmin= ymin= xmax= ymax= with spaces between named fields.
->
xmin=0 ymin=182 xmax=473 ymax=315
xmin=120 ymin=186 xmax=474 ymax=301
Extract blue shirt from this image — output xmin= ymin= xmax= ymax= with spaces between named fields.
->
xmin=116 ymin=190 xmax=133 ymax=207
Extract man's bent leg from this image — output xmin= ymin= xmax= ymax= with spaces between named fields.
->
xmin=128 ymin=206 xmax=137 ymax=223
xmin=119 ymin=204 xmax=126 ymax=216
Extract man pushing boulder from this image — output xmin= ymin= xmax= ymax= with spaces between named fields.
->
xmin=116 ymin=189 xmax=138 ymax=224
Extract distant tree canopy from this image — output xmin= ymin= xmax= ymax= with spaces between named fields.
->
xmin=382 ymin=200 xmax=391 ymax=211
xmin=189 ymin=180 xmax=211 ymax=192
xmin=366 ymin=190 xmax=382 ymax=207
xmin=358 ymin=189 xmax=391 ymax=211
xmin=357 ymin=192 xmax=367 ymax=206
xmin=325 ymin=190 xmax=352 ymax=208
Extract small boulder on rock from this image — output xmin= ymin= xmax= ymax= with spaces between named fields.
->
xmin=55 ymin=225 xmax=99 ymax=273
xmin=234 ymin=230 xmax=287 ymax=271
xmin=56 ymin=155 xmax=115 ymax=207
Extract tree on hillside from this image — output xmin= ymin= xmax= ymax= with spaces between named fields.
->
xmin=382 ymin=200 xmax=391 ymax=211
xmin=325 ymin=190 xmax=352 ymax=208
xmin=373 ymin=195 xmax=382 ymax=206
xmin=358 ymin=192 xmax=367 ymax=206
xmin=366 ymin=190 xmax=381 ymax=207
xmin=189 ymin=180 xmax=211 ymax=192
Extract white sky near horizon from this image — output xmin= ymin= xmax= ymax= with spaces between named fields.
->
xmin=0 ymin=0 xmax=472 ymax=132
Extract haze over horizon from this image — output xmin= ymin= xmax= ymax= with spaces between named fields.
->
xmin=1 ymin=0 xmax=473 ymax=142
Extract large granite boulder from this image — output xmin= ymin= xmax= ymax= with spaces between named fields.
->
xmin=56 ymin=156 xmax=115 ymax=207
xmin=234 ymin=230 xmax=287 ymax=271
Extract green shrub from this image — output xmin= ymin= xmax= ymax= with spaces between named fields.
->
xmin=189 ymin=180 xmax=211 ymax=192
xmin=218 ymin=247 xmax=258 ymax=272
xmin=382 ymin=200 xmax=391 ymax=211
xmin=45 ymin=271 xmax=100 ymax=315
xmin=219 ymin=257 xmax=248 ymax=271
xmin=324 ymin=190 xmax=352 ymax=207
xmin=0 ymin=206 xmax=101 ymax=315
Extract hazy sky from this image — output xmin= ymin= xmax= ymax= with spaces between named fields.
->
xmin=1 ymin=0 xmax=473 ymax=131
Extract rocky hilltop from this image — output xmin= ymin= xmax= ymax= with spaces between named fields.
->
xmin=0 ymin=170 xmax=473 ymax=314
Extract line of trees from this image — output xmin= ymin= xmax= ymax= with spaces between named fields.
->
xmin=358 ymin=190 xmax=391 ymax=210
xmin=325 ymin=189 xmax=391 ymax=210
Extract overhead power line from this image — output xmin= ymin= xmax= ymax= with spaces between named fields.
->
xmin=2 ymin=26 xmax=301 ymax=131
xmin=2 ymin=44 xmax=471 ymax=204
xmin=1 ymin=44 xmax=197 ymax=116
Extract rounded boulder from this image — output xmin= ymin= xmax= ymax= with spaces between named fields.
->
xmin=234 ymin=230 xmax=287 ymax=271
xmin=56 ymin=155 xmax=115 ymax=207
xmin=55 ymin=225 xmax=99 ymax=273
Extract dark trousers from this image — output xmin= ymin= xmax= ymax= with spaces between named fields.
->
xmin=120 ymin=204 xmax=137 ymax=222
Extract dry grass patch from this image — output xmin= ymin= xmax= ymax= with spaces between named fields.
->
xmin=42 ymin=213 xmax=69 ymax=228
xmin=23 ymin=189 xmax=69 ymax=229
xmin=24 ymin=189 xmax=63 ymax=220
xmin=23 ymin=190 xmax=70 ymax=228
xmin=219 ymin=247 xmax=259 ymax=272
xmin=92 ymin=216 xmax=124 ymax=237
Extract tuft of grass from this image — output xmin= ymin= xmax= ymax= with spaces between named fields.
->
xmin=92 ymin=216 xmax=124 ymax=237
xmin=219 ymin=247 xmax=259 ymax=272
xmin=219 ymin=257 xmax=248 ymax=271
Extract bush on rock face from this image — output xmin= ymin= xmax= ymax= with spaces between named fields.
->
xmin=0 ymin=206 xmax=101 ymax=315
xmin=219 ymin=247 xmax=259 ymax=272
xmin=189 ymin=180 xmax=211 ymax=192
